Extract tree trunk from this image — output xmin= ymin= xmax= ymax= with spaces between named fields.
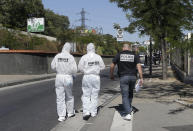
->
xmin=77 ymin=43 xmax=82 ymax=53
xmin=161 ymin=37 xmax=167 ymax=80
xmin=149 ymin=37 xmax=152 ymax=75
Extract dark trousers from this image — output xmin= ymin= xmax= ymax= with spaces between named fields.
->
xmin=120 ymin=75 xmax=136 ymax=114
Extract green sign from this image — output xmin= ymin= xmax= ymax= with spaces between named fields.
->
xmin=27 ymin=18 xmax=45 ymax=32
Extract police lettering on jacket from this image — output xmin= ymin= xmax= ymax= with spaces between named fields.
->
xmin=58 ymin=58 xmax=68 ymax=62
xmin=88 ymin=61 xmax=99 ymax=66
xmin=112 ymin=50 xmax=140 ymax=77
xmin=120 ymin=54 xmax=134 ymax=62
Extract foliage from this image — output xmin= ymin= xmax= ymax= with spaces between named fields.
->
xmin=110 ymin=0 xmax=193 ymax=39
xmin=102 ymin=34 xmax=117 ymax=55
xmin=113 ymin=23 xmax=121 ymax=30
xmin=96 ymin=46 xmax=104 ymax=55
xmin=0 ymin=0 xmax=69 ymax=52
xmin=0 ymin=0 xmax=45 ymax=30
xmin=0 ymin=0 xmax=133 ymax=55
xmin=0 ymin=29 xmax=58 ymax=51
xmin=57 ymin=29 xmax=118 ymax=55
xmin=44 ymin=9 xmax=70 ymax=37
xmin=138 ymin=46 xmax=146 ymax=53
xmin=0 ymin=0 xmax=70 ymax=36
xmin=181 ymin=34 xmax=193 ymax=54
xmin=75 ymin=33 xmax=118 ymax=55
xmin=110 ymin=0 xmax=193 ymax=79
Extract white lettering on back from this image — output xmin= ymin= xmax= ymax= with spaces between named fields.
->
xmin=120 ymin=54 xmax=134 ymax=62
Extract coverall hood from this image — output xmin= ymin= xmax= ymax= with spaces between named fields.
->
xmin=87 ymin=43 xmax=95 ymax=53
xmin=62 ymin=42 xmax=71 ymax=53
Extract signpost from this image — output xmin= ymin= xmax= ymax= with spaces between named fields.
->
xmin=27 ymin=18 xmax=45 ymax=32
xmin=116 ymin=29 xmax=123 ymax=42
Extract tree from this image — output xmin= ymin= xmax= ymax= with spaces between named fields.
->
xmin=44 ymin=9 xmax=70 ymax=37
xmin=110 ymin=0 xmax=193 ymax=79
xmin=0 ymin=0 xmax=70 ymax=37
xmin=0 ymin=0 xmax=45 ymax=30
xmin=0 ymin=0 xmax=70 ymax=52
xmin=0 ymin=0 xmax=11 ymax=27
xmin=102 ymin=34 xmax=117 ymax=55
xmin=138 ymin=46 xmax=146 ymax=53
xmin=113 ymin=23 xmax=121 ymax=30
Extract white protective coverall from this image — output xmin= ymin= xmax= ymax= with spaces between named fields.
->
xmin=51 ymin=42 xmax=77 ymax=118
xmin=78 ymin=43 xmax=105 ymax=116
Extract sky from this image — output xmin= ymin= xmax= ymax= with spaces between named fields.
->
xmin=42 ymin=0 xmax=149 ymax=43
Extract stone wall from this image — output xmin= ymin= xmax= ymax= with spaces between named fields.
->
xmin=0 ymin=51 xmax=113 ymax=75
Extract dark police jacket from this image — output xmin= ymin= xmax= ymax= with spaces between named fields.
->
xmin=112 ymin=50 xmax=140 ymax=77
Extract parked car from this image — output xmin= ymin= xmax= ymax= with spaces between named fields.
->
xmin=0 ymin=46 xmax=9 ymax=50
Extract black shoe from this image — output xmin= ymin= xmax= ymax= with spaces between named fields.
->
xmin=83 ymin=114 xmax=90 ymax=120
xmin=132 ymin=107 xmax=139 ymax=114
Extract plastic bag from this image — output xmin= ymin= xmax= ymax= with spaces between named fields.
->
xmin=135 ymin=79 xmax=142 ymax=92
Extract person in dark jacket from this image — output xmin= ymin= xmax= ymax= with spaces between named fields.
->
xmin=110 ymin=44 xmax=143 ymax=120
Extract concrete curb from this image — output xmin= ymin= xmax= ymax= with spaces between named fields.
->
xmin=0 ymin=67 xmax=111 ymax=89
xmin=0 ymin=74 xmax=56 ymax=88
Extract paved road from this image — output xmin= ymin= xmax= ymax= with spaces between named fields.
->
xmin=0 ymin=69 xmax=119 ymax=131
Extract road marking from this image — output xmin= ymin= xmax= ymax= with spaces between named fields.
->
xmin=85 ymin=123 xmax=94 ymax=125
xmin=0 ymin=78 xmax=55 ymax=92
xmin=110 ymin=111 xmax=132 ymax=131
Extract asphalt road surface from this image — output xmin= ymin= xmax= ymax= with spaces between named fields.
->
xmin=0 ymin=68 xmax=119 ymax=131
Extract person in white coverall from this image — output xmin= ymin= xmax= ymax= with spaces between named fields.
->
xmin=78 ymin=43 xmax=105 ymax=119
xmin=51 ymin=42 xmax=77 ymax=122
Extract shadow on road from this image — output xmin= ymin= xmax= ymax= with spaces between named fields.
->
xmin=135 ymin=80 xmax=193 ymax=100
xmin=136 ymin=65 xmax=193 ymax=100
xmin=135 ymin=66 xmax=193 ymax=116
xmin=163 ymin=125 xmax=193 ymax=131
xmin=168 ymin=106 xmax=187 ymax=115
xmin=108 ymin=104 xmax=139 ymax=116
xmin=102 ymin=89 xmax=120 ymax=95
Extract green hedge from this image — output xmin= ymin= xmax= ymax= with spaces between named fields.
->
xmin=0 ymin=29 xmax=58 ymax=52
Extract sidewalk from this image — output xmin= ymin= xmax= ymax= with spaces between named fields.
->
xmin=132 ymin=66 xmax=193 ymax=131
xmin=140 ymin=65 xmax=193 ymax=108
xmin=89 ymin=65 xmax=192 ymax=131
xmin=80 ymin=95 xmax=133 ymax=131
